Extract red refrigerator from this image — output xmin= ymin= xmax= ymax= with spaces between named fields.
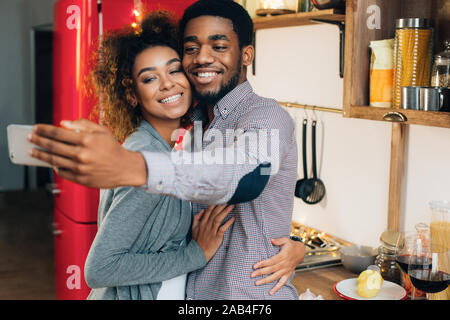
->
xmin=52 ymin=0 xmax=196 ymax=300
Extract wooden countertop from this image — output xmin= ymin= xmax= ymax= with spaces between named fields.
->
xmin=292 ymin=265 xmax=356 ymax=300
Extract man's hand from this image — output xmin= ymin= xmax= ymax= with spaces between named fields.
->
xmin=251 ymin=237 xmax=306 ymax=295
xmin=28 ymin=119 xmax=147 ymax=189
xmin=192 ymin=205 xmax=235 ymax=262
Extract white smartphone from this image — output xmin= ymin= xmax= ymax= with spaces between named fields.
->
xmin=7 ymin=124 xmax=52 ymax=167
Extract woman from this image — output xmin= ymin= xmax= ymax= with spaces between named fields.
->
xmin=83 ymin=10 xmax=234 ymax=300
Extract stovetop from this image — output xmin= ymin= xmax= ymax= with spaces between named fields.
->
xmin=291 ymin=222 xmax=353 ymax=271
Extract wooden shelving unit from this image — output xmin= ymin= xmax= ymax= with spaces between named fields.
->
xmin=347 ymin=106 xmax=450 ymax=129
xmin=251 ymin=1 xmax=449 ymax=233
xmin=343 ymin=0 xmax=450 ymax=129
xmin=253 ymin=9 xmax=345 ymax=30
xmin=252 ymin=0 xmax=449 ymax=234
xmin=343 ymin=0 xmax=450 ymax=232
xmin=252 ymin=9 xmax=346 ymax=76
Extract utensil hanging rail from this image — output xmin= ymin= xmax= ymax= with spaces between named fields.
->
xmin=278 ymin=101 xmax=343 ymax=114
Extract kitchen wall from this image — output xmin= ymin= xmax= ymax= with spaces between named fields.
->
xmin=0 ymin=0 xmax=56 ymax=191
xmin=248 ymin=24 xmax=450 ymax=248
xmin=2 ymin=2 xmax=449 ymax=247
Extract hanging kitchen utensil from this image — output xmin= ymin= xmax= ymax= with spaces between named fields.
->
xmin=294 ymin=118 xmax=310 ymax=199
xmin=299 ymin=120 xmax=326 ymax=204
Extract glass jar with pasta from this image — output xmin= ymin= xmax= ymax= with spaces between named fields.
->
xmin=428 ymin=201 xmax=450 ymax=300
xmin=392 ymin=18 xmax=434 ymax=108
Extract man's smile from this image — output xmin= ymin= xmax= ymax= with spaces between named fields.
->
xmin=190 ymin=69 xmax=223 ymax=85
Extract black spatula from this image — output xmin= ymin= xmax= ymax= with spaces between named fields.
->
xmin=294 ymin=119 xmax=310 ymax=199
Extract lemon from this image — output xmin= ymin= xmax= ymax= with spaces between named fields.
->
xmin=356 ymin=270 xmax=383 ymax=298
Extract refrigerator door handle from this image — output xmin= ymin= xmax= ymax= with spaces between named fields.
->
xmin=52 ymin=222 xmax=63 ymax=236
xmin=46 ymin=183 xmax=61 ymax=195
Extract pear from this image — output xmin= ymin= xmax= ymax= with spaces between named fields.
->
xmin=357 ymin=269 xmax=383 ymax=298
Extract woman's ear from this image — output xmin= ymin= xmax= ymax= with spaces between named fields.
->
xmin=122 ymin=78 xmax=138 ymax=107
xmin=130 ymin=94 xmax=138 ymax=108
xmin=241 ymin=45 xmax=255 ymax=67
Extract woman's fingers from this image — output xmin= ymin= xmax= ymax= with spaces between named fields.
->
xmin=202 ymin=205 xmax=216 ymax=223
xmin=198 ymin=204 xmax=234 ymax=234
xmin=216 ymin=205 xmax=235 ymax=219
xmin=218 ymin=216 xmax=235 ymax=235
xmin=192 ymin=209 xmax=205 ymax=229
xmin=211 ymin=204 xmax=227 ymax=216
xmin=212 ymin=204 xmax=233 ymax=227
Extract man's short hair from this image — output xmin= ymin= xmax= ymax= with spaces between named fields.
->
xmin=179 ymin=0 xmax=254 ymax=49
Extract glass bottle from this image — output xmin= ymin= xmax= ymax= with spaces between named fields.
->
xmin=397 ymin=223 xmax=430 ymax=300
xmin=392 ymin=18 xmax=434 ymax=108
xmin=298 ymin=0 xmax=312 ymax=12
xmin=428 ymin=201 xmax=450 ymax=300
xmin=375 ymin=230 xmax=402 ymax=285
xmin=431 ymin=41 xmax=450 ymax=88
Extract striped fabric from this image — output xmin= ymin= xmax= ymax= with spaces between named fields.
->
xmin=142 ymin=81 xmax=298 ymax=299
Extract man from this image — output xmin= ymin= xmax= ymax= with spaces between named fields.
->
xmin=29 ymin=0 xmax=305 ymax=299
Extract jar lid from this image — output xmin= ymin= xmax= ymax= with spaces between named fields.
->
xmin=434 ymin=40 xmax=450 ymax=63
xmin=380 ymin=230 xmax=402 ymax=248
xmin=396 ymin=18 xmax=433 ymax=29
xmin=429 ymin=200 xmax=450 ymax=214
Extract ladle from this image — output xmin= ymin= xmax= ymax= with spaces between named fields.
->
xmin=299 ymin=120 xmax=326 ymax=204
xmin=294 ymin=119 xmax=310 ymax=199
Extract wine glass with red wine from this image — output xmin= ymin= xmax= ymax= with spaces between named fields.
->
xmin=407 ymin=241 xmax=450 ymax=300
xmin=395 ymin=224 xmax=430 ymax=299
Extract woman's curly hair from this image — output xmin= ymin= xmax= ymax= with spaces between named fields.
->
xmin=88 ymin=10 xmax=192 ymax=143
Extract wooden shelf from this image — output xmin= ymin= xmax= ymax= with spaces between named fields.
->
xmin=346 ymin=105 xmax=450 ymax=129
xmin=343 ymin=0 xmax=449 ymax=129
xmin=253 ymin=9 xmax=345 ymax=30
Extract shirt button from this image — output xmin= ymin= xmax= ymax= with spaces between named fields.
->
xmin=156 ymin=181 xmax=163 ymax=191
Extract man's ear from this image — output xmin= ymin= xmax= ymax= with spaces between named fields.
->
xmin=241 ymin=45 xmax=254 ymax=67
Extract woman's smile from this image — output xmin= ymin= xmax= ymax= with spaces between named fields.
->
xmin=158 ymin=92 xmax=183 ymax=105
xmin=132 ymin=45 xmax=192 ymax=125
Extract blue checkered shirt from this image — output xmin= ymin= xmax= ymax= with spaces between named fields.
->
xmin=141 ymin=81 xmax=298 ymax=299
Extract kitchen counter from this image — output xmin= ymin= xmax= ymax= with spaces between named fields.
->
xmin=292 ymin=265 xmax=356 ymax=300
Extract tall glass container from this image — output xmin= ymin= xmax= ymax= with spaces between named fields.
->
xmin=428 ymin=201 xmax=450 ymax=300
xmin=298 ymin=0 xmax=312 ymax=12
xmin=398 ymin=223 xmax=430 ymax=300
xmin=392 ymin=18 xmax=434 ymax=108
xmin=431 ymin=41 xmax=450 ymax=88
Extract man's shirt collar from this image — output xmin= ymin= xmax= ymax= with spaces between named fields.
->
xmin=215 ymin=80 xmax=252 ymax=119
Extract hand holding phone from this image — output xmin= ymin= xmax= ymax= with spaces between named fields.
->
xmin=7 ymin=124 xmax=52 ymax=168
